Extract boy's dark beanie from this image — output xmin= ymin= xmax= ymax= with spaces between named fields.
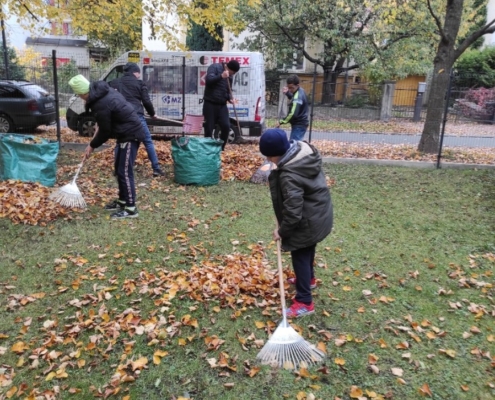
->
xmin=124 ymin=62 xmax=140 ymax=74
xmin=259 ymin=128 xmax=290 ymax=157
xmin=226 ymin=60 xmax=240 ymax=72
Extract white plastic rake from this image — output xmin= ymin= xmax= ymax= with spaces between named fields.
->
xmin=256 ymin=240 xmax=326 ymax=370
xmin=49 ymin=158 xmax=87 ymax=209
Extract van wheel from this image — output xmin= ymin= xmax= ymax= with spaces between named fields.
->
xmin=78 ymin=116 xmax=97 ymax=137
xmin=213 ymin=123 xmax=240 ymax=144
xmin=0 ymin=114 xmax=14 ymax=133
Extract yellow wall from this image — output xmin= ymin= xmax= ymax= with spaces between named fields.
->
xmin=293 ymin=73 xmax=426 ymax=106
xmin=393 ymin=76 xmax=426 ymax=106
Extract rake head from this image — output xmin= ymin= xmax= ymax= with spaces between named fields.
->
xmin=49 ymin=182 xmax=87 ymax=209
xmin=256 ymin=319 xmax=325 ymax=370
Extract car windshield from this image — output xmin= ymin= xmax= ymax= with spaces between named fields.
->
xmin=21 ymin=84 xmax=50 ymax=98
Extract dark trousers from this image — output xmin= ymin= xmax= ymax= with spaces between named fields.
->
xmin=203 ymin=101 xmax=230 ymax=150
xmin=291 ymin=244 xmax=316 ymax=304
xmin=115 ymin=141 xmax=139 ymax=207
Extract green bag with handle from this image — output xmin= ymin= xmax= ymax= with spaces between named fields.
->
xmin=0 ymin=134 xmax=59 ymax=187
xmin=171 ymin=137 xmax=222 ymax=186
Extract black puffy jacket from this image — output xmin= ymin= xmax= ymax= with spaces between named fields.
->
xmin=268 ymin=141 xmax=333 ymax=251
xmin=109 ymin=72 xmax=155 ymax=117
xmin=203 ymin=63 xmax=233 ymax=105
xmin=86 ymin=81 xmax=145 ymax=149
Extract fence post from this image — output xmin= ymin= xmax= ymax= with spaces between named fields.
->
xmin=436 ymin=69 xmax=454 ymax=169
xmin=277 ymin=76 xmax=286 ymax=121
xmin=380 ymin=80 xmax=395 ymax=122
xmin=52 ymin=50 xmax=61 ymax=145
xmin=413 ymin=82 xmax=427 ymax=122
xmin=182 ymin=56 xmax=186 ymax=119
xmin=308 ymin=63 xmax=317 ymax=143
xmin=1 ymin=19 xmax=9 ymax=79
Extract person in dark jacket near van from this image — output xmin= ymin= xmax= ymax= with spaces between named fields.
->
xmin=203 ymin=60 xmax=240 ymax=150
xmin=68 ymin=74 xmax=145 ymax=219
xmin=278 ymin=75 xmax=309 ymax=141
xmin=259 ymin=128 xmax=333 ymax=318
xmin=109 ymin=62 xmax=165 ymax=177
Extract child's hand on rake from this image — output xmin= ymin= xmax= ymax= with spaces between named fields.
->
xmin=84 ymin=145 xmax=94 ymax=160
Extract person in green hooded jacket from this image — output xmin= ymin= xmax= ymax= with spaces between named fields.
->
xmin=68 ymin=74 xmax=145 ymax=219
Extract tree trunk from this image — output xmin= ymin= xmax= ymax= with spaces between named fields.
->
xmin=418 ymin=64 xmax=452 ymax=153
xmin=322 ymin=68 xmax=339 ymax=104
xmin=418 ymin=0 xmax=464 ymax=153
xmin=321 ymin=57 xmax=347 ymax=105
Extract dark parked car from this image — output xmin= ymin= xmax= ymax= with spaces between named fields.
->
xmin=0 ymin=80 xmax=57 ymax=133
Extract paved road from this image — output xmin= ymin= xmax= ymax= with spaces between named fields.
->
xmin=306 ymin=131 xmax=495 ymax=148
xmin=58 ymin=119 xmax=495 ymax=148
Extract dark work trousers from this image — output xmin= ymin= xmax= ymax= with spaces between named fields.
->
xmin=114 ymin=141 xmax=140 ymax=207
xmin=202 ymin=100 xmax=230 ymax=150
xmin=292 ymin=244 xmax=316 ymax=304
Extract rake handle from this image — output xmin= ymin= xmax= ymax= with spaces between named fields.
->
xmin=154 ymin=116 xmax=184 ymax=125
xmin=276 ymin=238 xmax=288 ymax=325
xmin=225 ymin=65 xmax=242 ymax=136
xmin=72 ymin=155 xmax=86 ymax=183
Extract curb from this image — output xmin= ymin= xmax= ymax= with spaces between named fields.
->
xmin=59 ymin=142 xmax=110 ymax=152
xmin=322 ymin=157 xmax=495 ymax=170
xmin=59 ymin=142 xmax=494 ymax=170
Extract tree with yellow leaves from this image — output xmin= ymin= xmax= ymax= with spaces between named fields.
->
xmin=1 ymin=0 xmax=248 ymax=53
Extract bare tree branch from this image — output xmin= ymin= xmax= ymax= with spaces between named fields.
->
xmin=426 ymin=0 xmax=445 ymax=42
xmin=17 ymin=0 xmax=39 ymax=21
xmin=455 ymin=18 xmax=495 ymax=59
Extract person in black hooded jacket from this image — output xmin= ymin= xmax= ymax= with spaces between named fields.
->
xmin=202 ymin=59 xmax=240 ymax=150
xmin=68 ymin=74 xmax=145 ymax=219
xmin=109 ymin=62 xmax=164 ymax=177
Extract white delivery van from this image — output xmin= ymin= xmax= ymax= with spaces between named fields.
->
xmin=66 ymin=51 xmax=266 ymax=142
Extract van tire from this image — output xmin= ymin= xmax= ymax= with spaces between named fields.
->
xmin=213 ymin=123 xmax=241 ymax=144
xmin=78 ymin=116 xmax=97 ymax=137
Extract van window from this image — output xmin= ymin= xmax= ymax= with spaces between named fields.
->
xmin=142 ymin=66 xmax=198 ymax=94
xmin=104 ymin=65 xmax=124 ymax=82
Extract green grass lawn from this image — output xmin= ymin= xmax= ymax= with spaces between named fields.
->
xmin=0 ymin=162 xmax=494 ymax=400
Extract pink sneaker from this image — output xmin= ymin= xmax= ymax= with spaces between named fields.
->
xmin=285 ymin=300 xmax=315 ymax=318
xmin=287 ymin=277 xmax=317 ymax=289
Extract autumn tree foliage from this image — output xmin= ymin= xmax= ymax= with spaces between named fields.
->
xmin=186 ymin=22 xmax=223 ymax=51
xmin=236 ymin=0 xmax=436 ymax=104
xmin=0 ymin=47 xmax=25 ymax=80
xmin=1 ymin=0 xmax=247 ymax=52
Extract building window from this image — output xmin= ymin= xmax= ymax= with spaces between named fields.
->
xmin=277 ymin=50 xmax=304 ymax=72
xmin=63 ymin=23 xmax=71 ymax=35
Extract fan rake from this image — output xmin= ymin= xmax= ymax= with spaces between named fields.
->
xmin=49 ymin=157 xmax=87 ymax=208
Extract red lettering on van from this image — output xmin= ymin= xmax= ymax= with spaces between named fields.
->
xmin=208 ymin=56 xmax=250 ymax=65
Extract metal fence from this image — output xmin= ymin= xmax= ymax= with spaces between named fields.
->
xmin=2 ymin=51 xmax=494 ymax=165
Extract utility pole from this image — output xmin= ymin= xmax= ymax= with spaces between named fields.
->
xmin=1 ymin=18 xmax=9 ymax=79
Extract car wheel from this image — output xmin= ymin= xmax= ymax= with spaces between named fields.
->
xmin=213 ymin=122 xmax=241 ymax=144
xmin=78 ymin=116 xmax=97 ymax=137
xmin=0 ymin=114 xmax=14 ymax=133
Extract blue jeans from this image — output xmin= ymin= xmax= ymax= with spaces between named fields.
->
xmin=139 ymin=114 xmax=160 ymax=171
xmin=290 ymin=125 xmax=308 ymax=141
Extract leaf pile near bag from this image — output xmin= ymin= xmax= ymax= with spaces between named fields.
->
xmin=0 ymin=180 xmax=76 ymax=225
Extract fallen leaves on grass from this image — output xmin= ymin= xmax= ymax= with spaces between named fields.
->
xmin=3 ymin=127 xmax=495 ymax=226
